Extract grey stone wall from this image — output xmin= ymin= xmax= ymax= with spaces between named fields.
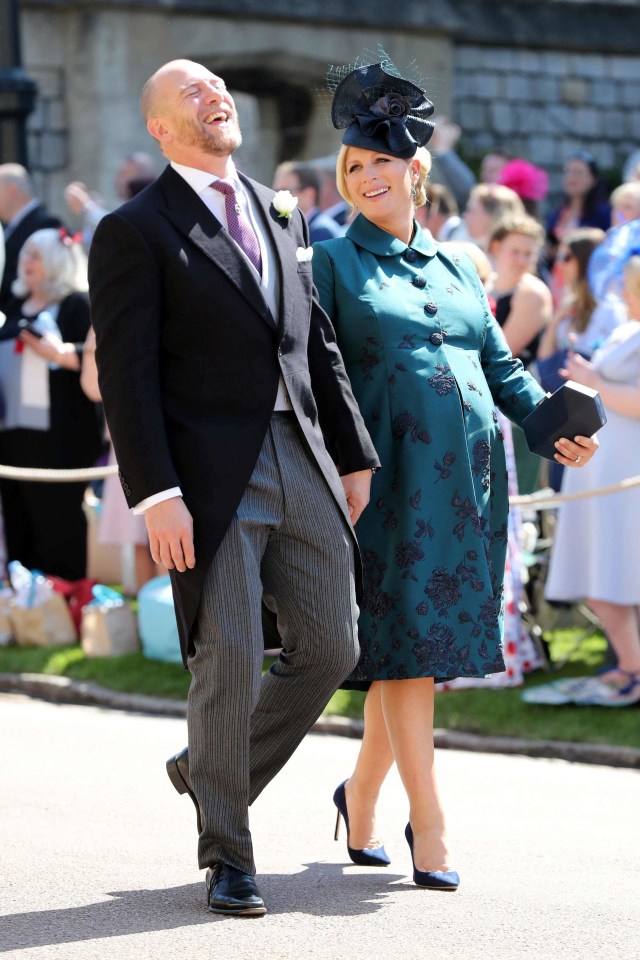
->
xmin=453 ymin=44 xmax=640 ymax=207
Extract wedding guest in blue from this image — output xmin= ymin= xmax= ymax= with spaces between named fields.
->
xmin=312 ymin=55 xmax=598 ymax=890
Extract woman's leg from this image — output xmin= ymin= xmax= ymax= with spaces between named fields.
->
xmin=343 ymin=681 xmax=395 ymax=849
xmin=586 ymin=598 xmax=640 ymax=679
xmin=380 ymin=677 xmax=451 ymax=872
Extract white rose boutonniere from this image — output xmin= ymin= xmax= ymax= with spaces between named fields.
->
xmin=272 ymin=190 xmax=299 ymax=221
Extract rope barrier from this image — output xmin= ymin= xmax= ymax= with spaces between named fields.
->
xmin=0 ymin=461 xmax=639 ymax=509
xmin=0 ymin=463 xmax=119 ymax=482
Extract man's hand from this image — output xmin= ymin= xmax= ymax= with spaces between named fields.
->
xmin=340 ymin=469 xmax=373 ymax=525
xmin=144 ymin=497 xmax=195 ymax=572
xmin=64 ymin=181 xmax=92 ymax=215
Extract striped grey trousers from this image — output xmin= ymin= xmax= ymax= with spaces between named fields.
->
xmin=187 ymin=414 xmax=360 ymax=875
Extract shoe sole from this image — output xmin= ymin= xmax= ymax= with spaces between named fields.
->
xmin=166 ymin=755 xmax=202 ymax=833
xmin=208 ymin=904 xmax=267 ymax=916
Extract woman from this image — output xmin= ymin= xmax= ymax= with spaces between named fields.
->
xmin=537 ymin=227 xmax=624 ymax=387
xmin=0 ymin=228 xmax=103 ymax=579
xmin=545 ymin=151 xmax=611 ymax=301
xmin=485 ymin=215 xmax=553 ymax=494
xmin=463 ymin=183 xmax=524 ymax=253
xmin=313 ymin=58 xmax=597 ymax=889
xmin=544 ymin=256 xmax=640 ymax=707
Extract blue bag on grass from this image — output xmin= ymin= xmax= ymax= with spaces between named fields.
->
xmin=137 ymin=575 xmax=182 ymax=664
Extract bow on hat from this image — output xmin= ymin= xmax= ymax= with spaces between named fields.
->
xmin=331 ymin=62 xmax=435 ymax=159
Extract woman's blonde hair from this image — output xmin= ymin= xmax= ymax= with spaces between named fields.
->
xmin=335 ymin=144 xmax=432 ymax=210
xmin=12 ymin=228 xmax=89 ymax=301
xmin=468 ymin=183 xmax=525 ymax=225
xmin=440 ymin=241 xmax=492 ymax=285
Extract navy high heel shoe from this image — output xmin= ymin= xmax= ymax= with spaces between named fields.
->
xmin=405 ymin=823 xmax=459 ymax=891
xmin=333 ymin=781 xmax=391 ymax=867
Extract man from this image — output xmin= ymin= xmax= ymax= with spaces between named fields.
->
xmin=88 ymin=60 xmax=379 ymax=917
xmin=0 ymin=163 xmax=62 ymax=313
xmin=272 ymin=160 xmax=343 ymax=242
xmin=416 ymin=182 xmax=469 ymax=242
xmin=63 ymin=151 xmax=157 ymax=247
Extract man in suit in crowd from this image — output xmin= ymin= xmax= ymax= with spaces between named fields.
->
xmin=0 ymin=163 xmax=62 ymax=314
xmin=272 ymin=160 xmax=343 ymax=242
xmin=88 ymin=59 xmax=379 ymax=917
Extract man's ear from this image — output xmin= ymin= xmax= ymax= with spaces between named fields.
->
xmin=147 ymin=117 xmax=171 ymax=143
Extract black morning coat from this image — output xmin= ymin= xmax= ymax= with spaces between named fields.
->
xmin=88 ymin=165 xmax=380 ymax=665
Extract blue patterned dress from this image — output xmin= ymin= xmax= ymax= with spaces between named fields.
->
xmin=313 ymin=216 xmax=545 ymax=681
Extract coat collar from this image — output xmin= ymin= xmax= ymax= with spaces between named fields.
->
xmin=157 ymin=166 xmax=277 ymax=331
xmin=346 ymin=213 xmax=438 ymax=259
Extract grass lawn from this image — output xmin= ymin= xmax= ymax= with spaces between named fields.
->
xmin=1 ymin=628 xmax=638 ymax=749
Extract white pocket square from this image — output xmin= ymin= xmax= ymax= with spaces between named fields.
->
xmin=296 ymin=246 xmax=314 ymax=262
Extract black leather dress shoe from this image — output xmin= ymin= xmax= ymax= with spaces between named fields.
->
xmin=206 ymin=864 xmax=267 ymax=917
xmin=166 ymin=747 xmax=202 ymax=833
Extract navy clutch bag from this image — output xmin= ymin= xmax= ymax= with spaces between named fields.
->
xmin=522 ymin=380 xmax=607 ymax=460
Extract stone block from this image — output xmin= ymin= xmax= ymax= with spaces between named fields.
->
xmin=605 ymin=110 xmax=626 ymax=141
xmin=592 ymin=143 xmax=615 ymax=170
xmin=561 ymin=77 xmax=588 ymax=106
xmin=516 ymin=50 xmax=543 ymax=74
xmin=506 ymin=74 xmax=531 ymax=101
xmin=29 ymin=67 xmax=64 ymax=101
xmin=458 ymin=100 xmax=487 ymax=133
xmin=475 ymin=73 xmax=499 ymax=99
xmin=591 ymin=81 xmax=620 ymax=108
xmin=485 ymin=48 xmax=513 ymax=72
xmin=546 ymin=104 xmax=572 ymax=138
xmin=542 ymin=51 xmax=571 ymax=76
xmin=620 ymin=81 xmax=640 ymax=108
xmin=572 ymin=107 xmax=601 ymax=139
xmin=528 ymin=137 xmax=557 ymax=167
xmin=490 ymin=101 xmax=513 ymax=135
xmin=575 ymin=54 xmax=606 ymax=79
xmin=25 ymin=99 xmax=46 ymax=131
xmin=532 ymin=77 xmax=559 ymax=104
xmin=611 ymin=57 xmax=639 ymax=81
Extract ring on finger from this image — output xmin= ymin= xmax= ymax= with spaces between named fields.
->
xmin=574 ymin=455 xmax=583 ymax=464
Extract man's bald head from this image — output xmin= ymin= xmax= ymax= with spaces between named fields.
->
xmin=141 ymin=59 xmax=209 ymax=121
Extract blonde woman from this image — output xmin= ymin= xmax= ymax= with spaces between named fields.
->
xmin=463 ymin=183 xmax=525 ymax=252
xmin=312 ymin=57 xmax=597 ymax=889
xmin=545 ymin=256 xmax=640 ymax=707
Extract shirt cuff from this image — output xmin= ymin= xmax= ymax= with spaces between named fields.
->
xmin=133 ymin=487 xmax=183 ymax=515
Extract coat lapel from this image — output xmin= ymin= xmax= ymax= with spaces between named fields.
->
xmin=157 ymin=167 xmax=276 ymax=331
xmin=240 ymin=174 xmax=301 ymax=336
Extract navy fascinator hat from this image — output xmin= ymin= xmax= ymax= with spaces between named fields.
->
xmin=329 ymin=58 xmax=435 ymax=160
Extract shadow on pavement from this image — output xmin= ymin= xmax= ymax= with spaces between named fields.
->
xmin=1 ymin=863 xmax=413 ymax=951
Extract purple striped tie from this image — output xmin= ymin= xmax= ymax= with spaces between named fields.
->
xmin=211 ymin=180 xmax=262 ymax=275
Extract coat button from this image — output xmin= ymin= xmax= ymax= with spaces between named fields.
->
xmin=404 ymin=248 xmax=418 ymax=263
xmin=412 ymin=276 xmax=426 ymax=288
xmin=424 ymin=301 xmax=438 ymax=315
xmin=430 ymin=332 xmax=443 ymax=346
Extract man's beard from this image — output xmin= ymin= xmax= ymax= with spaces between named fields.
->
xmin=178 ymin=114 xmax=242 ymax=156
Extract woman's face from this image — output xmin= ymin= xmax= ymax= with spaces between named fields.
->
xmin=555 ymin=245 xmax=580 ymax=285
xmin=343 ymin=147 xmax=416 ymax=223
xmin=463 ymin=194 xmax=492 ymax=241
xmin=492 ymin=232 xmax=539 ymax=280
xmin=563 ymin=159 xmax=596 ymax=199
xmin=19 ymin=245 xmax=47 ymax=293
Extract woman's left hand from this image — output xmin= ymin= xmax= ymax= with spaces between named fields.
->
xmin=20 ymin=330 xmax=80 ymax=370
xmin=554 ymin=433 xmax=599 ymax=467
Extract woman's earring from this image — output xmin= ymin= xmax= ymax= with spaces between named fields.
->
xmin=411 ymin=183 xmax=417 ymax=202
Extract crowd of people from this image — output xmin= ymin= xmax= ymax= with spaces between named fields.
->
xmin=1 ymin=51 xmax=638 ymax=916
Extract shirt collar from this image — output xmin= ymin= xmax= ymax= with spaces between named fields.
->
xmin=345 ymin=213 xmax=437 ymax=259
xmin=170 ymin=159 xmax=242 ymax=195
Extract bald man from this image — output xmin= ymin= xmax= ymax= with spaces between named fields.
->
xmin=0 ymin=163 xmax=62 ymax=313
xmin=88 ymin=60 xmax=379 ymax=916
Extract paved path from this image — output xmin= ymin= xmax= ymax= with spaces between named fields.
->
xmin=1 ymin=692 xmax=638 ymax=960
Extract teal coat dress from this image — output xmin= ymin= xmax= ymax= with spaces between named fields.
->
xmin=313 ymin=216 xmax=545 ymax=682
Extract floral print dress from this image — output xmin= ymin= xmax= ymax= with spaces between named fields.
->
xmin=313 ymin=216 xmax=545 ymax=681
